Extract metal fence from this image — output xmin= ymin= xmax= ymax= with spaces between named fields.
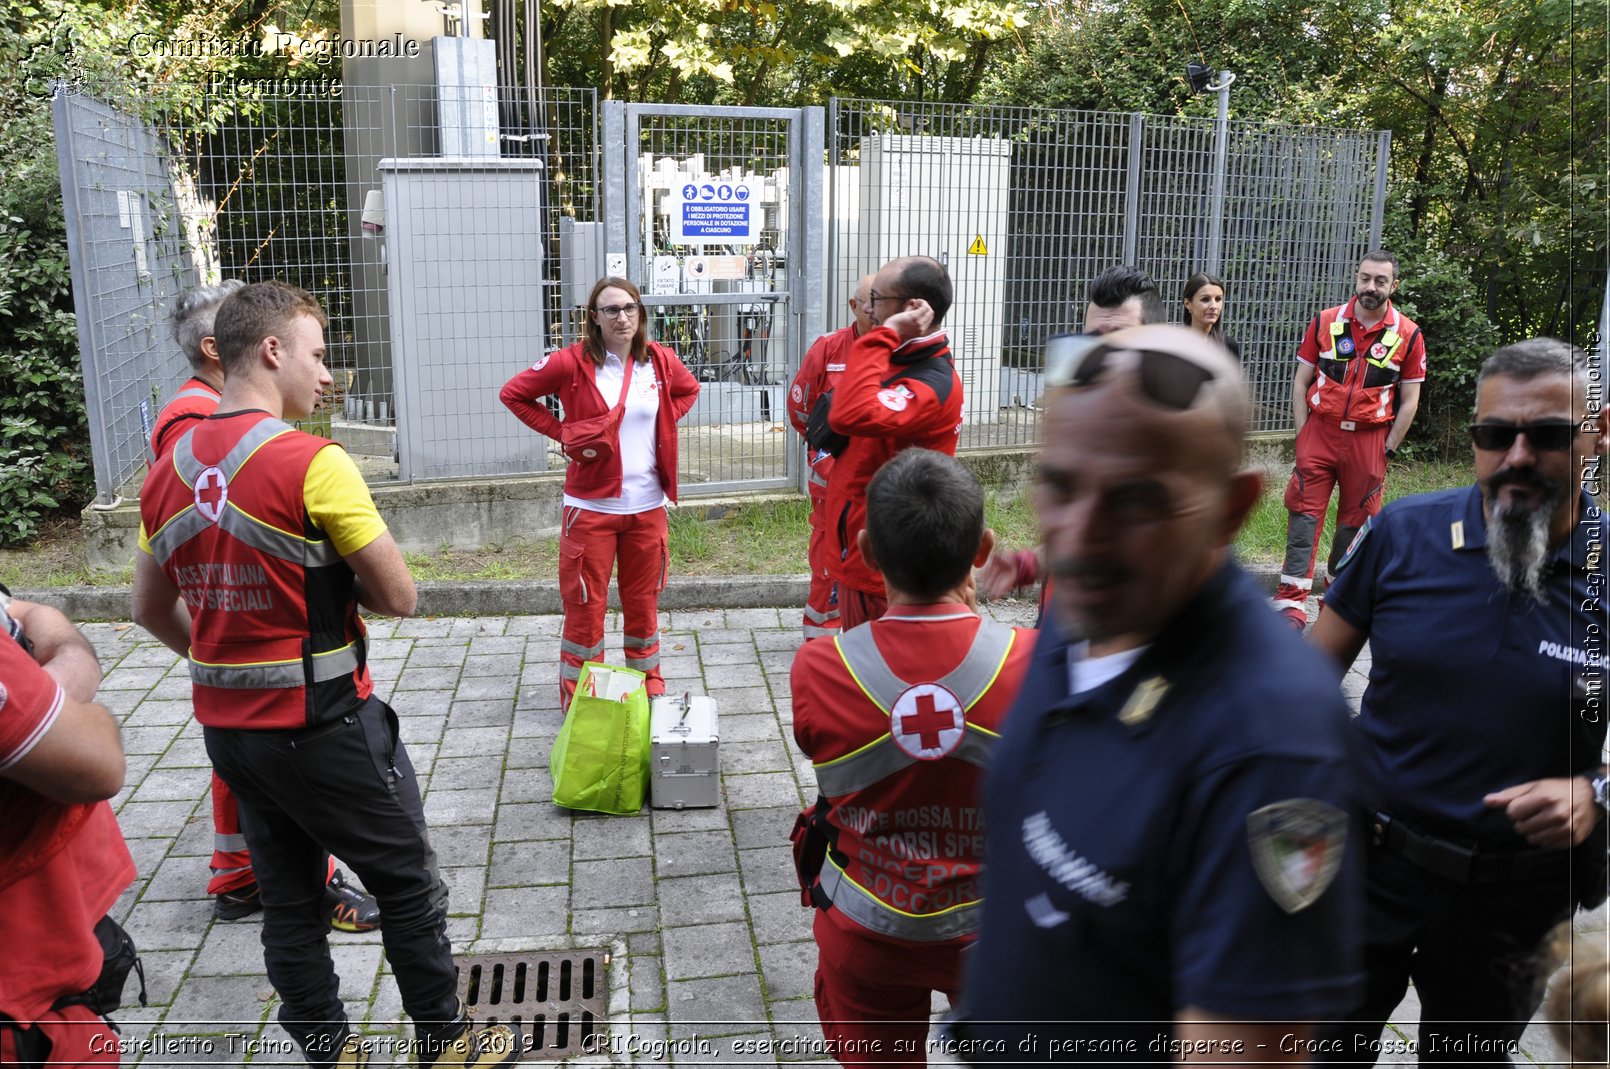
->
xmin=828 ymin=100 xmax=1390 ymax=436
xmin=54 ymin=83 xmax=1386 ymax=504
xmin=52 ymin=81 xmax=597 ymax=500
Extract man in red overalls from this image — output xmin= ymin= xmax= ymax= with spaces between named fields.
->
xmin=788 ymin=273 xmax=873 ymax=640
xmin=1274 ymin=251 xmax=1426 ymax=630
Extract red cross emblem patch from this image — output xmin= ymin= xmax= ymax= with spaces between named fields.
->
xmin=876 ymin=389 xmax=909 ymax=412
xmin=889 ymin=683 xmax=965 ymax=759
xmin=194 ymin=466 xmax=229 ymax=524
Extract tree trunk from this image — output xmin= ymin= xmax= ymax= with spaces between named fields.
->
xmin=1408 ymin=67 xmax=1447 ymax=239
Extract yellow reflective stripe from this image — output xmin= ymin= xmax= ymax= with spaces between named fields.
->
xmin=817 ymin=856 xmax=981 ymax=942
xmin=189 ymin=643 xmax=359 ymax=689
xmin=217 ymin=501 xmax=341 ymax=566
xmin=147 ymin=506 xmax=212 ymax=566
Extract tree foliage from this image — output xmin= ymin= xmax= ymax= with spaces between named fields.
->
xmin=0 ymin=0 xmax=346 ymax=544
xmin=540 ymin=0 xmax=1031 ymax=105
xmin=981 ymin=0 xmax=1606 ymax=454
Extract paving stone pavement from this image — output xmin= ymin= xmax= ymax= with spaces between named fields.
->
xmin=82 ymin=595 xmax=1592 ymax=1066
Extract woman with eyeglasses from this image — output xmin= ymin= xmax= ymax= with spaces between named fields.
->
xmin=500 ymin=276 xmax=700 ymax=711
xmin=1182 ymin=271 xmax=1241 ymax=360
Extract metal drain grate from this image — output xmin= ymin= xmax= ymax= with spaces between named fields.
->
xmin=456 ymin=949 xmax=610 ymax=1061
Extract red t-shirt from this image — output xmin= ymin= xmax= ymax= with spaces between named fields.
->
xmin=0 ymin=640 xmax=136 ymax=1020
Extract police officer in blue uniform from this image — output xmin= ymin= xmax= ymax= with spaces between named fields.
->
xmin=1311 ymin=337 xmax=1610 ymax=1063
xmin=953 ymin=325 xmax=1365 ymax=1061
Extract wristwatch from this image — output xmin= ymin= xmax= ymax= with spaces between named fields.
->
xmin=1385 ymin=447 xmax=1398 ymax=461
xmin=1590 ymin=770 xmax=1610 ymax=812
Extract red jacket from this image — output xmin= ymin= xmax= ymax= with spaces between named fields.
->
xmin=824 ymin=328 xmax=964 ymax=595
xmin=792 ymin=605 xmax=1034 ymax=943
xmin=1297 ymin=299 xmax=1426 ymax=426
xmin=139 ymin=413 xmax=372 ymax=730
xmin=0 ymin=641 xmax=136 ymax=1021
xmin=151 ymin=375 xmax=221 ymax=459
xmin=500 ymin=341 xmax=700 ymax=501
xmin=788 ymin=325 xmax=857 ymax=500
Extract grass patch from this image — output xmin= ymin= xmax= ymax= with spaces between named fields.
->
xmin=0 ymin=460 xmax=1479 ymax=589
xmin=1234 ymin=458 xmax=1472 ymax=563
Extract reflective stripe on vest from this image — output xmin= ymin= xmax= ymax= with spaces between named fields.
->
xmin=188 ymin=642 xmax=362 ymax=689
xmin=171 ymin=386 xmax=219 ymax=402
xmin=816 ymin=855 xmax=981 ymax=942
xmin=812 ymin=618 xmax=1013 ymax=797
xmin=151 ymin=419 xmax=343 ymax=569
xmin=1324 ymin=309 xmax=1403 ymax=368
xmin=807 ymin=467 xmax=829 ymax=491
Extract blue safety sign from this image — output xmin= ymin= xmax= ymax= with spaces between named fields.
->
xmin=670 ymin=178 xmax=762 ymax=245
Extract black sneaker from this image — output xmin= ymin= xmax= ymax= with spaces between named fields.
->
xmin=214 ymin=882 xmax=263 ymax=921
xmin=325 ymin=869 xmax=381 ymax=933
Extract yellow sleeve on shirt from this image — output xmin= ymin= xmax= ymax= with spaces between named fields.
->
xmin=303 ymin=445 xmax=388 ymax=557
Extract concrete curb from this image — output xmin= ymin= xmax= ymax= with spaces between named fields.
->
xmin=13 ymin=564 xmax=1286 ymax=622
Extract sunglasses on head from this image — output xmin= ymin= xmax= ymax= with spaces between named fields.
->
xmin=1467 ymin=421 xmax=1581 ymax=452
xmin=1044 ymin=333 xmax=1218 ymax=410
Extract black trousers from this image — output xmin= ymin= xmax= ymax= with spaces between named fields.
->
xmin=1317 ymin=841 xmax=1575 ymax=1067
xmin=204 ymin=696 xmax=460 ymax=1062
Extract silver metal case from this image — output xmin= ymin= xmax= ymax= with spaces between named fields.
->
xmin=650 ymin=694 xmax=721 ymax=809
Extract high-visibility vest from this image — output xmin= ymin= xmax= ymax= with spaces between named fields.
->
xmin=1306 ymin=305 xmax=1421 ymax=426
xmin=809 ymin=617 xmax=1017 ymax=942
xmin=141 ymin=414 xmax=370 ymax=729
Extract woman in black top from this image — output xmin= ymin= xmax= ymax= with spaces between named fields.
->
xmin=1182 ymin=271 xmax=1241 ymax=360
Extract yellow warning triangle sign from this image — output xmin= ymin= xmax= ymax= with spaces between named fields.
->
xmin=967 ymin=234 xmax=988 ymax=256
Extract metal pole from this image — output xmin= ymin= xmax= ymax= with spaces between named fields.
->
xmin=1205 ymin=71 xmax=1231 ymax=274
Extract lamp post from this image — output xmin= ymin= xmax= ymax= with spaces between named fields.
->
xmin=1187 ymin=63 xmax=1236 ymax=274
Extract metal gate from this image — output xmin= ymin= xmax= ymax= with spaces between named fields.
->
xmin=601 ymin=102 xmax=825 ymax=495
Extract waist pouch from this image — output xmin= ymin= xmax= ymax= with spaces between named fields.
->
xmin=804 ymin=392 xmax=849 ymax=457
xmin=790 ymin=797 xmax=832 ymax=907
xmin=52 ymin=914 xmax=147 ymax=1018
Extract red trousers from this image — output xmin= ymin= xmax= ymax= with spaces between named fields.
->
xmin=804 ymin=489 xmax=841 ymax=640
xmin=208 ymin=770 xmax=255 ymax=894
xmin=813 ymin=911 xmax=965 ymax=1068
xmin=208 ymin=773 xmax=335 ymax=894
xmin=559 ymin=505 xmax=668 ymax=710
xmin=837 ymin=586 xmax=888 ymax=632
xmin=1275 ymin=417 xmax=1389 ymax=618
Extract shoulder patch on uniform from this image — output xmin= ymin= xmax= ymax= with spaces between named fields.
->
xmin=1246 ymin=800 xmax=1347 ymax=914
xmin=530 ymin=354 xmax=551 ymax=372
xmin=877 ymin=388 xmax=909 ymax=412
xmin=1334 ymin=517 xmax=1373 ymax=574
xmin=790 ymin=383 xmax=804 ymax=404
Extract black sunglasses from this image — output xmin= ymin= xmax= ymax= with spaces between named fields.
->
xmin=1045 ymin=333 xmax=1217 ymax=410
xmin=1467 ymin=421 xmax=1581 ymax=452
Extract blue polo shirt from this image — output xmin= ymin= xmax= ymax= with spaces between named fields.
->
xmin=1323 ymin=485 xmax=1610 ymax=846
xmin=958 ymin=562 xmax=1364 ymax=1056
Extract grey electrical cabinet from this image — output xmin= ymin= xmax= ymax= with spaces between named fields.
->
xmin=379 ymin=158 xmax=549 ymax=479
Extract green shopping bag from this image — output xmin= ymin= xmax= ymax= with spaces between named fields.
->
xmin=550 ymin=662 xmax=651 ymax=814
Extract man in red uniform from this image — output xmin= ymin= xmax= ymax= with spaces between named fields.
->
xmin=155 ymin=281 xmax=379 ymax=932
xmin=0 ymin=593 xmax=135 ymax=1066
xmin=132 ymin=281 xmax=517 ymax=1068
xmin=793 ymin=448 xmax=1034 ymax=1067
xmin=825 ymin=256 xmax=965 ymax=630
xmin=150 ymin=281 xmax=239 ymax=459
xmin=1274 ymin=251 xmax=1426 ymax=629
xmin=788 ymin=273 xmax=873 ymax=640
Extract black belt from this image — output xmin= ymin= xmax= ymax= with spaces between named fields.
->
xmin=1371 ymin=812 xmax=1571 ymax=884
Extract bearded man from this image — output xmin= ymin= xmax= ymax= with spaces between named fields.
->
xmin=1310 ymin=337 xmax=1610 ymax=1064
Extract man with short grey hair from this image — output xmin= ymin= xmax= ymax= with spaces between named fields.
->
xmin=1310 ymin=337 xmax=1610 ymax=1060
xmin=150 ymin=280 xmax=243 ymax=459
